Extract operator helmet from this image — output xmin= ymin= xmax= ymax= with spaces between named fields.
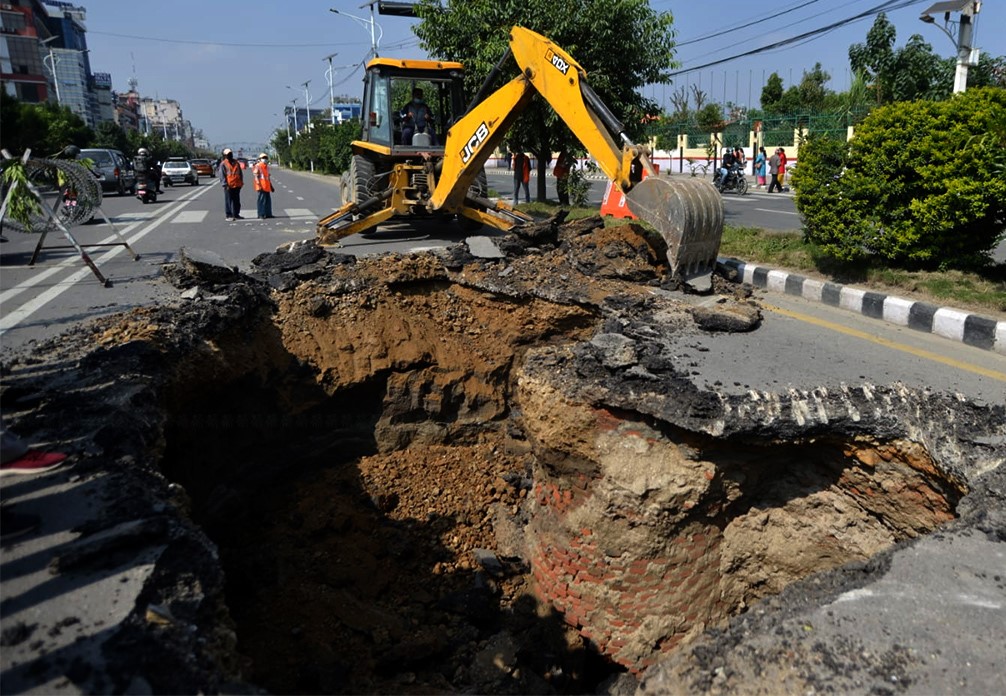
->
xmin=138 ymin=148 xmax=148 ymax=155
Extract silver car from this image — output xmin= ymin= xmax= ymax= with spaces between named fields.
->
xmin=78 ymin=148 xmax=137 ymax=196
xmin=161 ymin=158 xmax=199 ymax=186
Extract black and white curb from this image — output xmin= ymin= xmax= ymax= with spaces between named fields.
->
xmin=718 ymin=258 xmax=1005 ymax=355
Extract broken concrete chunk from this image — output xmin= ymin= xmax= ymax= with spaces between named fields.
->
xmin=465 ymin=236 xmax=505 ymax=259
xmin=590 ymin=333 xmax=639 ymax=369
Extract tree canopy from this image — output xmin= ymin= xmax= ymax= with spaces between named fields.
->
xmin=412 ymin=0 xmax=677 ymax=199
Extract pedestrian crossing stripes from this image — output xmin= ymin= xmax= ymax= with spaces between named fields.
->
xmin=171 ymin=211 xmax=209 ymax=224
xmin=284 ymin=208 xmax=315 ymax=219
xmin=111 ymin=211 xmax=156 ymax=223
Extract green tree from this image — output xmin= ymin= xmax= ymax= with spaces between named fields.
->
xmin=91 ymin=120 xmax=130 ymax=153
xmin=695 ymin=102 xmax=724 ymax=132
xmin=413 ymin=0 xmax=677 ymax=201
xmin=849 ymin=12 xmax=896 ymax=104
xmin=0 ymin=91 xmax=92 ymax=156
xmin=797 ymin=62 xmax=832 ymax=111
xmin=760 ymin=72 xmax=784 ymax=112
xmin=793 ymin=87 xmax=1006 ymax=269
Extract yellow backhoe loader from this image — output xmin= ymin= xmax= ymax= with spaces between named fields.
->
xmin=317 ymin=26 xmax=723 ymax=282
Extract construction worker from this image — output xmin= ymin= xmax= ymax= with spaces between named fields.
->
xmin=252 ymin=153 xmax=274 ymax=219
xmin=218 ymin=148 xmax=244 ymax=221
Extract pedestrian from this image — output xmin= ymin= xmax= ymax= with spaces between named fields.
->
xmin=252 ymin=153 xmax=274 ymax=219
xmin=778 ymin=148 xmax=788 ymax=190
xmin=755 ymin=146 xmax=767 ymax=188
xmin=767 ymin=148 xmax=782 ymax=193
xmin=513 ymin=151 xmax=530 ymax=205
xmin=218 ymin=148 xmax=244 ymax=221
xmin=553 ymin=150 xmax=572 ymax=206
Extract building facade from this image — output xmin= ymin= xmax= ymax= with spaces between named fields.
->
xmin=0 ymin=0 xmax=54 ymax=103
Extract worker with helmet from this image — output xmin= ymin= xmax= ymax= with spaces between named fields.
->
xmin=218 ymin=148 xmax=244 ymax=221
xmin=252 ymin=153 xmax=274 ymax=219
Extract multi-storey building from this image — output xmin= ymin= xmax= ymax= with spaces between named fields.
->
xmin=0 ymin=0 xmax=54 ymax=103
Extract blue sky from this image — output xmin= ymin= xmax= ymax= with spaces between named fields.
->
xmin=80 ymin=1 xmax=1005 ymax=151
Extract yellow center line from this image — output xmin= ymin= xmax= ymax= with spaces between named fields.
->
xmin=762 ymin=302 xmax=1006 ymax=382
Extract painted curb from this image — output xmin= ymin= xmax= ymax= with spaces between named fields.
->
xmin=717 ymin=258 xmax=1006 ymax=355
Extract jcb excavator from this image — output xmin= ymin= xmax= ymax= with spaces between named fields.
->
xmin=317 ymin=26 xmax=723 ymax=282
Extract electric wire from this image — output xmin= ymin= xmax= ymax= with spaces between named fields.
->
xmin=668 ymin=0 xmax=926 ymax=76
xmin=676 ymin=0 xmax=825 ymax=47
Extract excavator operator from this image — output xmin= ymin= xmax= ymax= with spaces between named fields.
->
xmin=400 ymin=87 xmax=435 ymax=145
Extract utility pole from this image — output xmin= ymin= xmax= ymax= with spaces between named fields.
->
xmin=323 ymin=53 xmax=337 ymax=125
xmin=920 ymin=0 xmax=982 ymax=94
xmin=302 ymin=81 xmax=312 ymax=131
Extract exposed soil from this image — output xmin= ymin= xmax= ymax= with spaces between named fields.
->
xmin=1 ymin=214 xmax=1003 ymax=695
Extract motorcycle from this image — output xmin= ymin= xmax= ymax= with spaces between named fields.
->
xmin=715 ymin=166 xmax=749 ymax=195
xmin=136 ymin=176 xmax=157 ymax=204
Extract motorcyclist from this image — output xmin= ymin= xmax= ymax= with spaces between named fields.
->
xmin=133 ymin=148 xmax=161 ymax=194
xmin=717 ymin=147 xmax=736 ymax=187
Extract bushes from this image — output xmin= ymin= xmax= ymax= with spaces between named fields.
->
xmin=794 ymin=87 xmax=1006 ymax=269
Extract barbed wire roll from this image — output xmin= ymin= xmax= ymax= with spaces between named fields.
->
xmin=3 ymin=158 xmax=103 ymax=232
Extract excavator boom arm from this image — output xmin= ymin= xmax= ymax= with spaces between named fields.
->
xmin=432 ymin=27 xmax=641 ymax=211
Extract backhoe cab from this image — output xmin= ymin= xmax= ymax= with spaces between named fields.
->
xmin=318 ymin=26 xmax=723 ymax=283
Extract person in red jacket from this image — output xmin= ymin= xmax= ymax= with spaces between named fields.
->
xmin=252 ymin=153 xmax=274 ymax=219
xmin=513 ymin=151 xmax=531 ymax=204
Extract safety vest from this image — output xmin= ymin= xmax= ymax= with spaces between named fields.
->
xmin=222 ymin=159 xmax=243 ymax=189
xmin=253 ymin=162 xmax=273 ymax=192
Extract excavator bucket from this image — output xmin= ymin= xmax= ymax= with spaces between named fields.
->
xmin=624 ymin=176 xmax=724 ymax=283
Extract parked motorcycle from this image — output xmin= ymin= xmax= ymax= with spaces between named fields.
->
xmin=715 ymin=166 xmax=749 ymax=195
xmin=136 ymin=177 xmax=157 ymax=204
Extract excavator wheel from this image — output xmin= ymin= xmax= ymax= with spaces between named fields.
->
xmin=458 ymin=170 xmax=489 ymax=232
xmin=349 ymin=154 xmax=379 ymax=206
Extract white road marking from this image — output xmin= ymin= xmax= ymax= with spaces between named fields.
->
xmin=171 ymin=210 xmax=209 ymax=224
xmin=284 ymin=208 xmax=315 ymax=218
xmin=754 ymin=208 xmax=800 ymax=215
xmin=0 ymin=186 xmax=214 ymax=335
xmin=110 ymin=212 xmax=156 ymax=222
xmin=296 ymin=196 xmax=304 ymax=201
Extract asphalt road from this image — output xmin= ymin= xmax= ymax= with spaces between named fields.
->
xmin=1 ymin=167 xmax=1002 ymax=406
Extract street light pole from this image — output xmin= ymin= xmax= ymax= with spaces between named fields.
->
xmin=329 ymin=7 xmax=381 ymax=57
xmin=919 ymin=0 xmax=982 ymax=94
xmin=40 ymin=36 xmax=61 ymax=105
xmin=302 ymin=80 xmax=312 ymax=131
xmin=289 ymin=97 xmax=299 ymax=136
xmin=323 ymin=52 xmax=338 ymax=125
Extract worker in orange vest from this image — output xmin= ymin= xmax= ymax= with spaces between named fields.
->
xmin=218 ymin=148 xmax=244 ymax=221
xmin=252 ymin=153 xmax=274 ymax=219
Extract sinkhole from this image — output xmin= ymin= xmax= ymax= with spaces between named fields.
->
xmin=140 ymin=236 xmax=973 ymax=695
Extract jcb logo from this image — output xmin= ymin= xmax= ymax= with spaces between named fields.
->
xmin=547 ymin=50 xmax=570 ymax=75
xmin=460 ymin=122 xmax=490 ymax=164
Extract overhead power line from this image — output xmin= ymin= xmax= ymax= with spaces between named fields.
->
xmin=668 ymin=0 xmax=925 ymax=77
xmin=677 ymin=0 xmax=824 ymax=47
xmin=89 ymin=30 xmax=369 ymax=49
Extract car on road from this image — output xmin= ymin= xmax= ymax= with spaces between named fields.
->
xmin=78 ymin=148 xmax=136 ymax=196
xmin=190 ymin=158 xmax=214 ymax=177
xmin=161 ymin=158 xmax=199 ymax=186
